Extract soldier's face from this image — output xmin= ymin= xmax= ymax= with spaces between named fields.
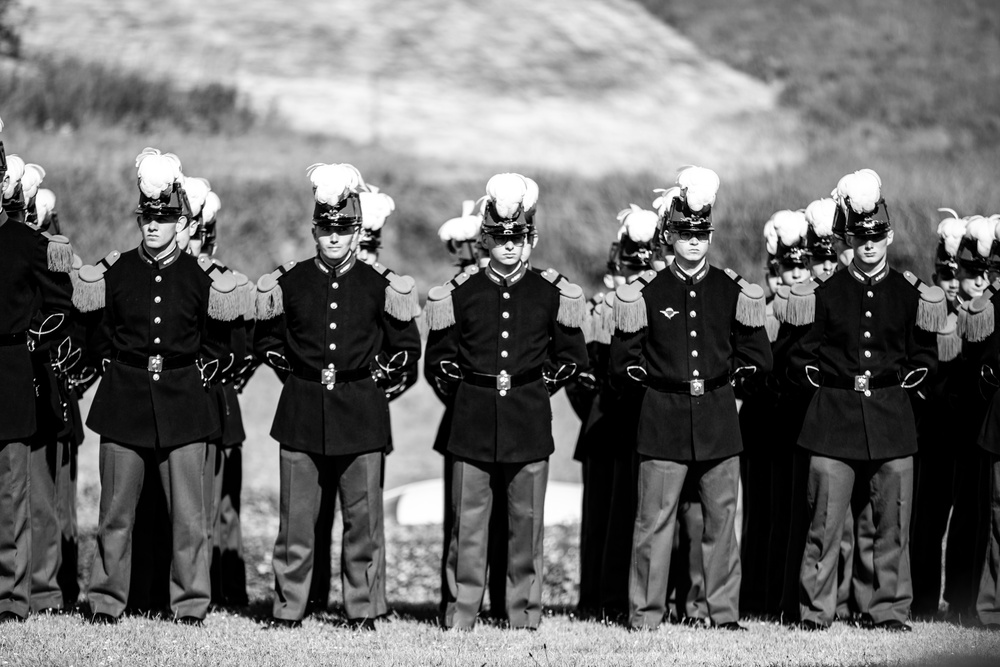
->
xmin=137 ymin=214 xmax=181 ymax=251
xmin=766 ymin=274 xmax=781 ymax=295
xmin=482 ymin=233 xmax=526 ymax=268
xmin=957 ymin=264 xmax=988 ymax=300
xmin=779 ymin=262 xmax=809 ymax=287
xmin=810 ymin=258 xmax=837 ymax=280
xmin=668 ymin=231 xmax=711 ymax=264
xmin=834 ymin=236 xmax=854 ymax=268
xmin=848 ymin=231 xmax=892 ymax=268
xmin=933 ymin=269 xmax=960 ymax=305
xmin=313 ymin=226 xmax=358 ymax=261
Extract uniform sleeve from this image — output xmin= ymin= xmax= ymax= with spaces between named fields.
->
xmin=900 ymin=302 xmax=938 ymax=388
xmin=30 ymin=238 xmax=74 ymax=346
xmin=253 ymin=308 xmax=291 ymax=377
xmin=730 ymin=320 xmax=773 ymax=380
xmin=609 ymin=327 xmax=648 ymax=385
xmin=787 ymin=288 xmax=827 ymax=387
xmin=543 ymin=316 xmax=588 ymax=395
xmin=563 ymin=341 xmax=601 ymax=419
xmin=424 ymin=322 xmax=461 ymax=400
xmin=374 ymin=306 xmax=422 ymax=401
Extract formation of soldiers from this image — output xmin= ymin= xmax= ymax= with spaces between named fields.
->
xmin=2 ymin=114 xmax=1000 ymax=634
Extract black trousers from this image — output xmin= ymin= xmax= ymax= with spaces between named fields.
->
xmin=87 ymin=440 xmax=211 ymax=619
xmin=56 ymin=439 xmax=79 ymax=607
xmin=798 ymin=455 xmax=912 ymax=626
xmin=629 ymin=456 xmax=740 ymax=629
xmin=271 ymin=447 xmax=385 ymax=622
xmin=444 ymin=458 xmax=547 ymax=630
xmin=946 ymin=452 xmax=987 ymax=616
xmin=0 ymin=440 xmax=31 ymax=618
xmin=910 ymin=448 xmax=955 ymax=616
xmin=211 ymin=446 xmax=247 ymax=606
xmin=978 ymin=453 xmax=1000 ymax=625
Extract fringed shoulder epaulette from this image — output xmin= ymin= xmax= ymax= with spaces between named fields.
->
xmin=370 ymin=262 xmax=420 ymax=322
xmin=903 ymin=271 xmax=948 ymax=333
xmin=425 ymin=269 xmax=474 ymax=331
xmin=772 ymin=285 xmax=790 ymax=323
xmin=42 ymin=233 xmax=75 ymax=274
xmin=233 ymin=271 xmax=256 ymax=321
xmin=256 ymin=261 xmax=296 ymax=320
xmin=581 ymin=292 xmax=603 ymax=344
xmin=540 ymin=267 xmax=587 ymax=329
xmin=959 ymin=294 xmax=995 ymax=343
xmin=72 ymin=250 xmax=121 ymax=313
xmin=198 ymin=256 xmax=241 ymax=322
xmin=785 ymin=281 xmax=820 ymax=326
xmin=764 ymin=303 xmax=780 ymax=343
xmin=723 ymin=268 xmax=767 ymax=328
xmin=612 ymin=269 xmax=657 ymax=333
xmin=937 ymin=312 xmax=961 ymax=362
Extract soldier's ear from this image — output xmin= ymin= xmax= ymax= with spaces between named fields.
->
xmin=176 ymin=215 xmax=190 ymax=232
xmin=886 ymin=229 xmax=894 ymax=246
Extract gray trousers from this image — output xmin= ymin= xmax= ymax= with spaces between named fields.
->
xmin=444 ymin=458 xmax=548 ymax=630
xmin=87 ymin=440 xmax=211 ymax=620
xmin=271 ymin=447 xmax=385 ymax=622
xmin=978 ymin=454 xmax=1000 ymax=626
xmin=0 ymin=441 xmax=31 ymax=618
xmin=629 ymin=455 xmax=741 ymax=629
xmin=29 ymin=438 xmax=64 ymax=611
xmin=799 ymin=455 xmax=913 ymax=626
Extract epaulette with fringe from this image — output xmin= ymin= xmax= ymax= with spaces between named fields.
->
xmin=584 ymin=292 xmax=608 ymax=344
xmin=42 ymin=232 xmax=74 ymax=274
xmin=69 ymin=253 xmax=84 ymax=293
xmin=256 ymin=261 xmax=297 ymax=320
xmin=764 ymin=302 xmax=780 ymax=343
xmin=72 ymin=250 xmax=121 ymax=313
xmin=959 ymin=293 xmax=995 ymax=343
xmin=612 ymin=269 xmax=657 ymax=333
xmin=903 ymin=271 xmax=948 ymax=333
xmin=785 ymin=281 xmax=819 ymax=326
xmin=369 ymin=261 xmax=420 ymax=322
xmin=424 ymin=270 xmax=474 ymax=331
xmin=772 ymin=285 xmax=790 ymax=323
xmin=232 ymin=271 xmax=256 ymax=321
xmin=539 ymin=267 xmax=586 ymax=329
xmin=198 ymin=256 xmax=241 ymax=322
xmin=937 ymin=312 xmax=961 ymax=362
xmin=723 ymin=268 xmax=767 ymax=328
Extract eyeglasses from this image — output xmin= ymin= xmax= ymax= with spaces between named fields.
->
xmin=486 ymin=233 xmax=528 ymax=246
xmin=676 ymin=231 xmax=711 ymax=242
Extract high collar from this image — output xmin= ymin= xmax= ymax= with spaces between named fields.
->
xmin=668 ymin=258 xmax=709 ymax=285
xmin=139 ymin=242 xmax=182 ymax=270
xmin=315 ymin=251 xmax=357 ymax=277
xmin=848 ymin=259 xmax=889 ymax=286
xmin=485 ymin=260 xmax=527 ymax=287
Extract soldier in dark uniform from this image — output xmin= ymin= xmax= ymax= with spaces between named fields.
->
xmin=610 ymin=166 xmax=772 ymax=631
xmin=909 ymin=210 xmax=966 ymax=619
xmin=788 ymin=169 xmax=941 ymax=631
xmin=424 ymin=172 xmax=588 ymax=630
xmin=254 ymin=163 xmax=421 ymax=629
xmin=0 ymin=129 xmax=75 ymax=623
xmin=570 ymin=204 xmax=658 ymax=620
xmin=77 ymin=148 xmax=240 ymax=625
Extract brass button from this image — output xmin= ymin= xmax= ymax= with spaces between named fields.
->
xmin=328 ymin=363 xmax=335 ymax=369
xmin=691 ymin=350 xmax=699 ymax=357
xmin=867 ymin=290 xmax=874 ymax=297
xmin=499 ymin=389 xmax=507 ymax=397
xmin=865 ymin=311 xmax=872 ymax=318
xmin=502 ymin=312 xmax=510 ymax=319
xmin=152 ymin=373 xmax=160 ymax=381
xmin=154 ymin=337 xmax=161 ymax=344
xmin=690 ymin=331 xmax=697 ymax=338
xmin=864 ymin=370 xmax=872 ymax=377
xmin=864 ymin=350 xmax=872 ymax=358
xmin=330 ymin=303 xmax=338 ymax=309
xmin=326 ymin=384 xmax=334 ymax=391
xmin=154 ymin=276 xmax=162 ymax=283
xmin=689 ymin=291 xmax=696 ymax=297
xmin=329 ymin=323 xmax=336 ymax=330
xmin=692 ymin=370 xmax=700 ymax=377
xmin=329 ymin=343 xmax=337 ymax=351
xmin=332 ymin=282 xmax=339 ymax=289
xmin=501 ymin=331 xmax=509 ymax=339
xmin=501 ymin=351 xmax=508 ymax=358
xmin=864 ymin=389 xmax=871 ymax=397
xmin=864 ymin=331 xmax=871 ymax=338
xmin=154 ymin=317 xmax=161 ymax=324
xmin=503 ymin=292 xmax=510 ymax=299
xmin=154 ymin=296 xmax=161 ymax=304
xmin=690 ymin=311 xmax=697 ymax=317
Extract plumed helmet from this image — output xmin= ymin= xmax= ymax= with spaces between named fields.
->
xmin=762 ymin=209 xmax=810 ymax=266
xmin=439 ymin=200 xmax=483 ymax=268
xmin=833 ymin=169 xmax=890 ymax=237
xmin=33 ymin=188 xmax=57 ymax=232
xmin=665 ymin=166 xmax=720 ymax=232
xmin=1 ymin=154 xmax=27 ymax=222
xmin=804 ymin=198 xmax=838 ymax=260
xmin=610 ymin=204 xmax=660 ymax=271
xmin=307 ymin=163 xmax=365 ymax=228
xmin=182 ymin=176 xmax=212 ymax=219
xmin=200 ymin=191 xmax=222 ymax=257
xmin=358 ymin=186 xmax=395 ymax=252
xmin=0 ymin=115 xmax=6 ymax=181
xmin=134 ymin=148 xmax=190 ymax=218
xmin=935 ymin=208 xmax=965 ymax=274
xmin=481 ymin=173 xmax=531 ymax=237
xmin=959 ymin=215 xmax=996 ymax=273
xmin=20 ymin=164 xmax=46 ymax=227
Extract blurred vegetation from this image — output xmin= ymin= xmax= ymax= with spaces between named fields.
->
xmin=0 ymin=0 xmax=24 ymax=57
xmin=637 ymin=0 xmax=1000 ymax=146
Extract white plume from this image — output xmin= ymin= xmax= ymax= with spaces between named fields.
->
xmin=936 ymin=209 xmax=966 ymax=257
xmin=764 ymin=210 xmax=808 ymax=254
xmin=805 ymin=198 xmax=837 ymax=237
xmin=439 ymin=204 xmax=482 ymax=242
xmin=675 ymin=166 xmax=720 ymax=212
xmin=993 ymin=214 xmax=1000 ymax=243
xmin=837 ymin=169 xmax=882 ymax=214
xmin=0 ymin=116 xmax=4 ymax=133
xmin=521 ymin=176 xmax=539 ymax=213
xmin=652 ymin=186 xmax=681 ymax=217
xmin=306 ymin=163 xmax=364 ymax=204
xmin=2 ymin=155 xmax=25 ymax=198
xmin=485 ymin=173 xmax=528 ymax=219
xmin=183 ymin=176 xmax=211 ymax=217
xmin=966 ymin=215 xmax=995 ymax=258
xmin=359 ymin=190 xmax=395 ymax=231
xmin=461 ymin=199 xmax=476 ymax=218
xmin=202 ymin=191 xmax=221 ymax=223
xmin=616 ymin=205 xmax=659 ymax=243
xmin=135 ymin=148 xmax=183 ymax=199
xmin=762 ymin=218 xmax=779 ymax=256
xmin=35 ymin=188 xmax=56 ymax=222
xmin=20 ymin=163 xmax=45 ymax=201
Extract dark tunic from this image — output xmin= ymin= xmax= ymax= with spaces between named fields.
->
xmin=424 ymin=263 xmax=588 ymax=464
xmin=254 ymin=254 xmax=421 ymax=456
xmin=610 ymin=262 xmax=773 ymax=461
xmin=86 ymin=245 xmax=220 ymax=448
xmin=0 ymin=215 xmax=74 ymax=441
xmin=788 ymin=265 xmax=938 ymax=460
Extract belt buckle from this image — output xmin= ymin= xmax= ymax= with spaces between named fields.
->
xmin=690 ymin=379 xmax=704 ymax=396
xmin=148 ymin=355 xmax=163 ymax=373
xmin=854 ymin=375 xmax=869 ymax=392
xmin=497 ymin=371 xmax=511 ymax=392
xmin=322 ymin=367 xmax=337 ymax=386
